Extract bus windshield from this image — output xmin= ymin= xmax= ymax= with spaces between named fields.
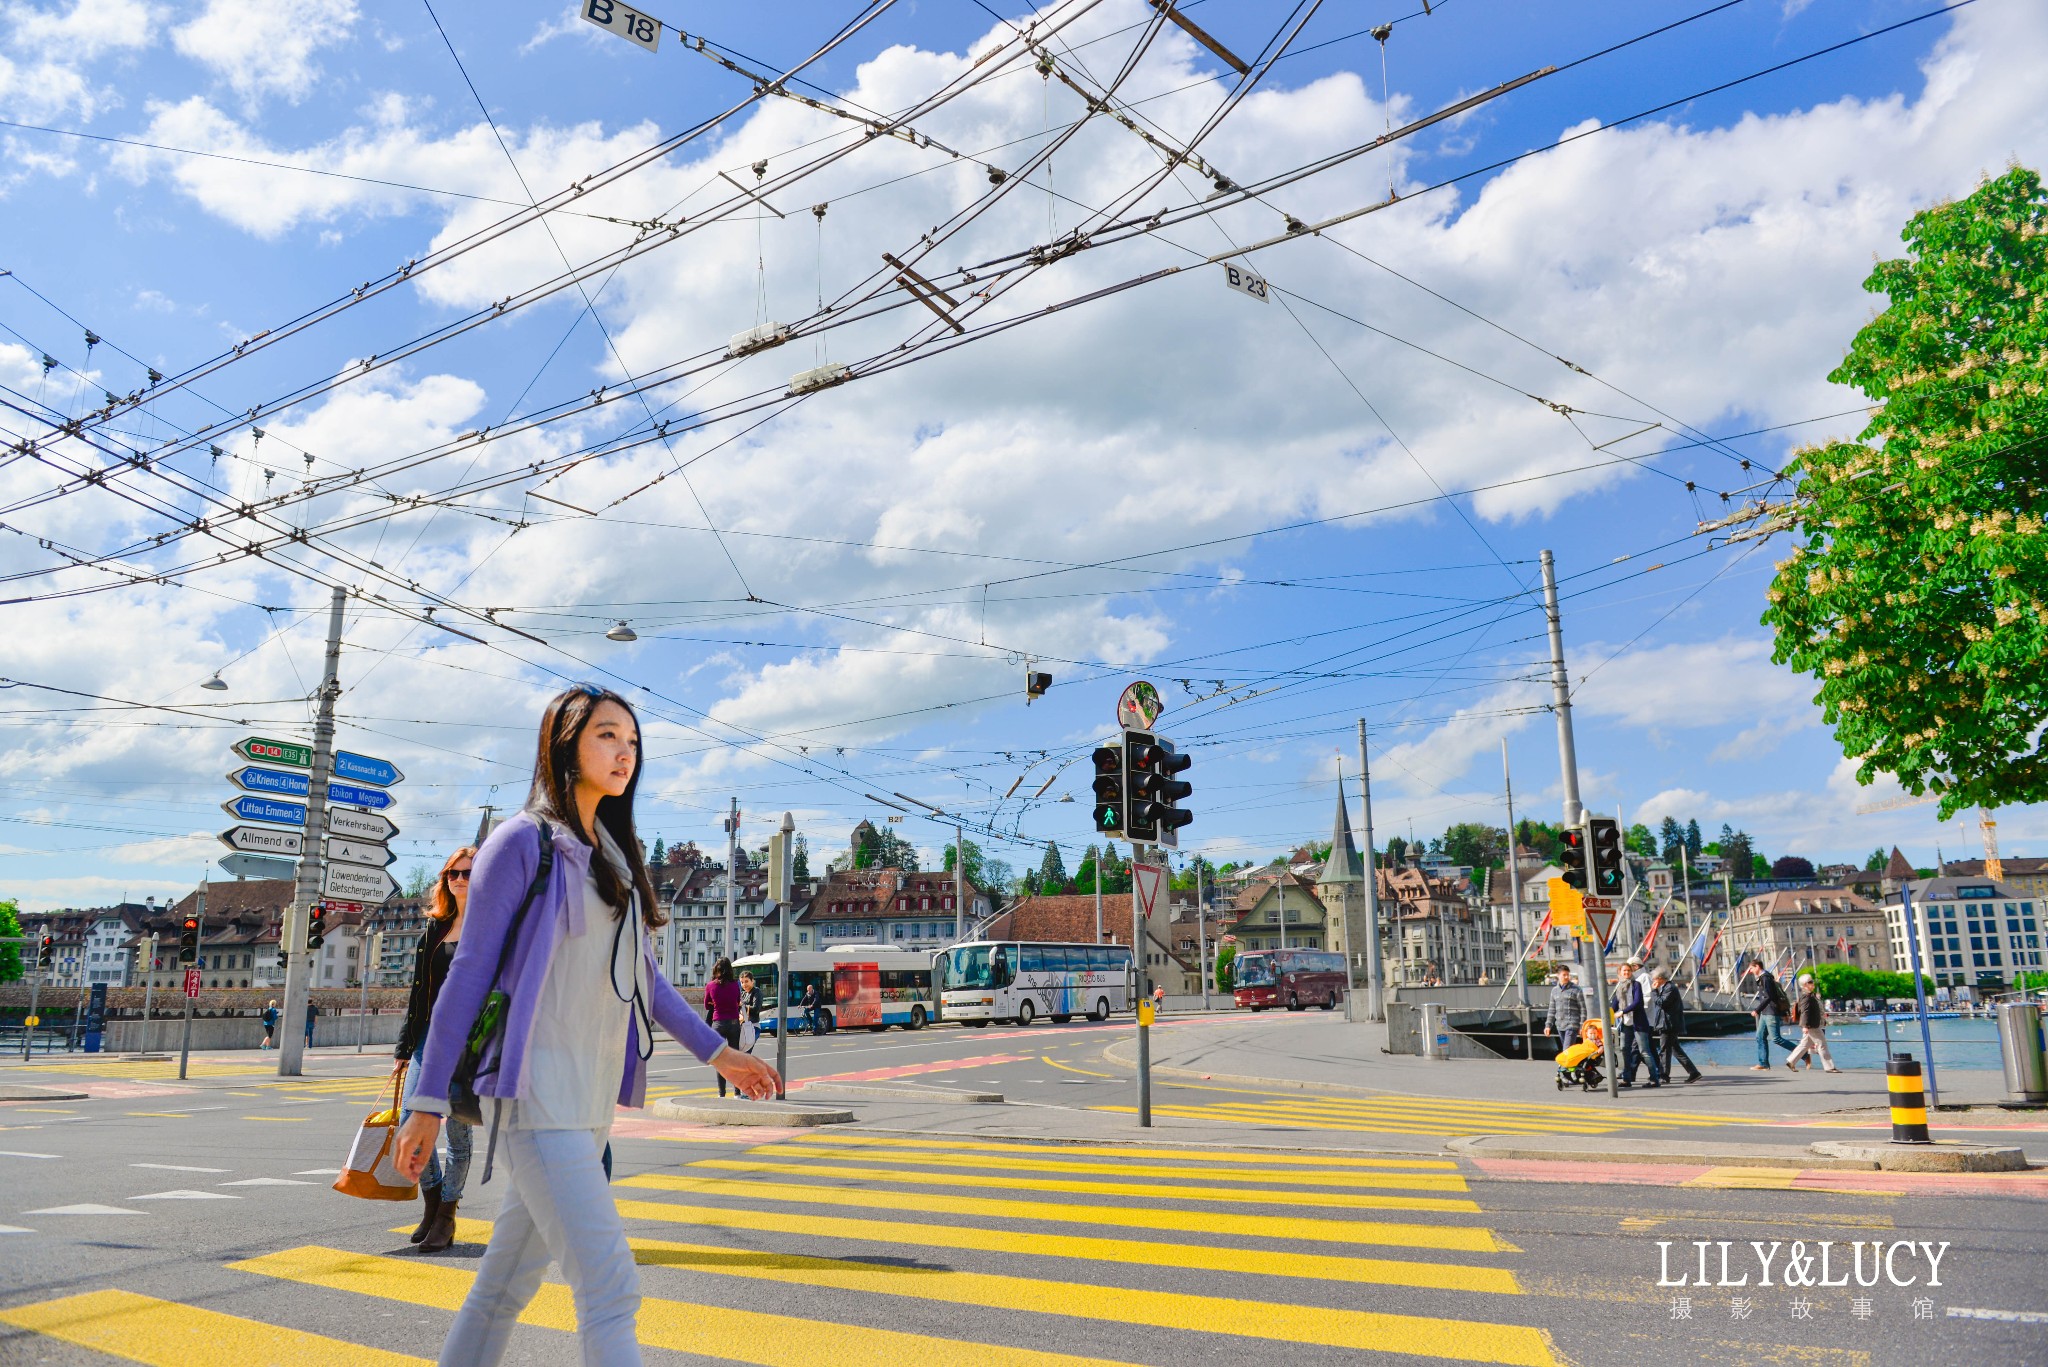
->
xmin=947 ymin=945 xmax=996 ymax=989
xmin=1234 ymin=954 xmax=1276 ymax=986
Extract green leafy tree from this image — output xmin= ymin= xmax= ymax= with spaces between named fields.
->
xmin=1440 ymin=823 xmax=1508 ymax=870
xmin=942 ymin=837 xmax=986 ymax=887
xmin=1073 ymin=844 xmax=1102 ymax=895
xmin=1812 ymin=963 xmax=1931 ymax=1001
xmin=1038 ymin=841 xmax=1068 ymax=889
xmin=1863 ymin=847 xmax=1887 ymax=873
xmin=792 ymin=834 xmax=810 ymax=881
xmin=649 ymin=836 xmax=667 ymax=869
xmin=1384 ymin=835 xmax=1410 ymax=865
xmin=1213 ymin=940 xmax=1237 ymax=993
xmin=1658 ymin=817 xmax=1684 ymax=861
xmin=1625 ymin=823 xmax=1656 ymax=856
xmin=402 ymin=862 xmax=434 ymax=898
xmin=2016 ymin=969 xmax=2048 ymax=993
xmin=1684 ymin=819 xmax=1703 ymax=861
xmin=1171 ymin=856 xmax=1216 ymax=892
xmin=0 ymin=898 xmax=21 ymax=983
xmin=1763 ymin=167 xmax=2048 ymax=819
xmin=1721 ymin=828 xmax=1755 ymax=879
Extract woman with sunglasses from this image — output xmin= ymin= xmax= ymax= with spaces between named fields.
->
xmin=392 ymin=845 xmax=478 ymax=1253
xmin=394 ymin=685 xmax=779 ymax=1366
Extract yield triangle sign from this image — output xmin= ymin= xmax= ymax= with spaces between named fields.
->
xmin=1132 ymin=862 xmax=1167 ymax=921
xmin=1584 ymin=905 xmax=1617 ymax=947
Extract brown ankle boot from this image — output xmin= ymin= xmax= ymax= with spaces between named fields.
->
xmin=419 ymin=1199 xmax=459 ymax=1253
xmin=409 ymin=1186 xmax=442 ymax=1244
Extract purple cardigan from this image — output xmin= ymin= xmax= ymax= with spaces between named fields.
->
xmin=409 ymin=811 xmax=726 ymax=1117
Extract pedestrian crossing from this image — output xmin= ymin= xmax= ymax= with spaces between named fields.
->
xmin=1101 ymin=1086 xmax=1763 ymax=1136
xmin=0 ymin=1130 xmax=1568 ymax=1366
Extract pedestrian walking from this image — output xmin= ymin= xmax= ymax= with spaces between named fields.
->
xmin=1544 ymin=966 xmax=1586 ymax=1048
xmin=740 ymin=971 xmax=763 ymax=1026
xmin=304 ymin=998 xmax=317 ymax=1048
xmin=1648 ymin=968 xmax=1701 ymax=1083
xmin=801 ymin=980 xmax=823 ymax=1035
xmin=392 ymin=684 xmax=780 ymax=1366
xmin=1742 ymin=958 xmax=1797 ymax=1070
xmin=1611 ymin=960 xmax=1665 ymax=1088
xmin=394 ymin=845 xmax=479 ymax=1254
xmin=705 ymin=958 xmax=744 ymax=1097
xmin=260 ymin=1000 xmax=279 ymax=1050
xmin=1784 ymin=973 xmax=1841 ymax=1073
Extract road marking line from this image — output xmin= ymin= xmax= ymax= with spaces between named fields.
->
xmin=234 ymin=1246 xmax=1165 ymax=1367
xmin=293 ymin=1168 xmax=342 ymax=1176
xmin=132 ymin=1163 xmax=230 ymax=1173
xmin=608 ymin=1197 xmax=1518 ymax=1294
xmin=23 ymin=1203 xmax=143 ymax=1215
xmin=1682 ymin=1167 xmax=1803 ymax=1190
xmin=132 ymin=1189 xmax=239 ymax=1200
xmin=752 ymin=1143 xmax=1469 ymax=1192
xmin=620 ymin=1172 xmax=1504 ymax=1250
xmin=0 ymin=1288 xmax=427 ymax=1366
xmin=774 ymin=1132 xmax=1457 ymax=1169
xmin=12 ymin=1107 xmax=75 ymax=1113
xmin=123 ymin=1112 xmax=193 ymax=1119
xmin=0 ymin=1224 xmax=31 ymax=1234
xmin=1946 ymin=1307 xmax=2048 ymax=1324
xmin=220 ymin=1177 xmax=316 ymax=1186
xmin=241 ymin=1115 xmax=307 ymax=1122
xmin=678 ymin=1159 xmax=1480 ymax=1214
xmin=1044 ymin=1056 xmax=1116 ymax=1078
xmin=0 ymin=1150 xmax=60 ymax=1159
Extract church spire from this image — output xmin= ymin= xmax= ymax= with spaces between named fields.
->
xmin=1320 ymin=759 xmax=1362 ymax=885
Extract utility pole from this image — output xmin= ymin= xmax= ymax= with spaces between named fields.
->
xmin=280 ymin=586 xmax=346 ymax=1078
xmin=1133 ymin=841 xmax=1151 ymax=1128
xmin=1196 ymin=857 xmax=1209 ymax=1011
xmin=1540 ymin=550 xmax=1599 ymax=1007
xmin=954 ymin=825 xmax=966 ymax=941
xmin=178 ymin=881 xmax=204 ymax=1081
xmin=1504 ymin=739 xmax=1529 ymax=1056
xmin=139 ymin=933 xmax=155 ymax=1055
xmin=775 ymin=811 xmax=794 ymax=1098
xmin=21 ymin=936 xmax=42 ymax=1061
xmin=1356 ymin=719 xmax=1385 ymax=1022
xmin=1095 ymin=840 xmax=1106 ymax=944
xmin=723 ymin=797 xmax=739 ymax=967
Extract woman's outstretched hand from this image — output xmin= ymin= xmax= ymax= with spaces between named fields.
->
xmin=393 ymin=1112 xmax=441 ymax=1182
xmin=713 ymin=1047 xmax=782 ymax=1100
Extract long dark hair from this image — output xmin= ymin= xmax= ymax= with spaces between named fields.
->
xmin=429 ymin=845 xmax=478 ymax=923
xmin=712 ymin=956 xmax=734 ymax=985
xmin=529 ymin=685 xmax=663 ymax=929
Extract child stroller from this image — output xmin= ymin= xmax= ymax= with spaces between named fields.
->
xmin=1555 ymin=1020 xmax=1605 ymax=1091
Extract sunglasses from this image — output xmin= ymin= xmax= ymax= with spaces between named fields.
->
xmin=446 ymin=869 xmax=472 ymax=881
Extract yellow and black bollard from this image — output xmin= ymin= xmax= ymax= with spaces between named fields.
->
xmin=1888 ymin=1053 xmax=1931 ymax=1144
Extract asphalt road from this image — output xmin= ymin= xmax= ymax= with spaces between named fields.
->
xmin=1 ymin=1022 xmax=2043 ymax=1366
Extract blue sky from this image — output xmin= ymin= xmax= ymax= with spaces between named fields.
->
xmin=1 ymin=0 xmax=2042 ymax=909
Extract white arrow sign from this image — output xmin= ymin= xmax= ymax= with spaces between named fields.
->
xmin=220 ymin=825 xmax=304 ymax=857
xmin=322 ymin=862 xmax=396 ymax=904
xmin=327 ymin=838 xmax=394 ymax=870
xmin=325 ymin=807 xmax=398 ymax=843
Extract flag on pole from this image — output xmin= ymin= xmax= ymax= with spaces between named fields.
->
xmin=1637 ymin=907 xmax=1668 ymax=960
xmin=1701 ymin=928 xmax=1722 ymax=967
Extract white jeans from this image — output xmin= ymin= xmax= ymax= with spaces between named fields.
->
xmin=440 ymin=1125 xmax=639 ymax=1367
xmin=1786 ymin=1027 xmax=1838 ymax=1070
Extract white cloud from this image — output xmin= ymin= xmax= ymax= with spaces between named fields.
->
xmin=172 ymin=0 xmax=358 ymax=105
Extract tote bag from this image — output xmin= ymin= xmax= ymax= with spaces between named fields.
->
xmin=333 ymin=1066 xmax=419 ymax=1201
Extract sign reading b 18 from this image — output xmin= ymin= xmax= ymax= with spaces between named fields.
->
xmin=581 ymin=0 xmax=659 ymax=51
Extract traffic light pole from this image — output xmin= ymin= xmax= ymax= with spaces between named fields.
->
xmin=1133 ymin=842 xmax=1151 ymax=1128
xmin=179 ymin=888 xmax=204 ymax=1081
xmin=21 ymin=952 xmax=40 ymax=1061
xmin=280 ymin=586 xmax=346 ymax=1078
xmin=774 ymin=811 xmax=794 ymax=1100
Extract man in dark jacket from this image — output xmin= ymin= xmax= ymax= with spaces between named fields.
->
xmin=1647 ymin=968 xmax=1701 ymax=1083
xmin=1743 ymin=958 xmax=1797 ymax=1069
xmin=1611 ymin=960 xmax=1664 ymax=1087
xmin=1544 ymin=966 xmax=1586 ymax=1046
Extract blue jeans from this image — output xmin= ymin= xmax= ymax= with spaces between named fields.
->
xmin=442 ymin=1126 xmax=638 ymax=1367
xmin=400 ymin=1062 xmax=474 ymax=1204
xmin=1621 ymin=1025 xmax=1665 ymax=1083
xmin=1754 ymin=1012 xmax=1796 ymax=1065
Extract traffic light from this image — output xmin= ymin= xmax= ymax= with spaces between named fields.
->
xmin=1588 ymin=816 xmax=1625 ymax=897
xmin=306 ymin=902 xmax=327 ymax=953
xmin=1121 ymin=729 xmax=1161 ymax=842
xmin=35 ymin=933 xmax=52 ymax=969
xmin=1557 ymin=826 xmax=1588 ymax=891
xmin=1150 ymin=738 xmax=1194 ymax=848
xmin=1090 ymin=742 xmax=1125 ymax=837
xmin=177 ymin=916 xmax=199 ymax=964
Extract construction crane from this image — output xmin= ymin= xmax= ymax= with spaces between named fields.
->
xmin=1855 ymin=793 xmax=2003 ymax=881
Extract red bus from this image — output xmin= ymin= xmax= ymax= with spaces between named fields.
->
xmin=1233 ymin=949 xmax=1347 ymax=1011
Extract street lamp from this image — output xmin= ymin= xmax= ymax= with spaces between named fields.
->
xmin=201 ymin=672 xmax=228 ymax=691
xmin=606 ymin=621 xmax=638 ymax=642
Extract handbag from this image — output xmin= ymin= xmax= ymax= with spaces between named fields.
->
xmin=333 ymin=1065 xmax=418 ymax=1201
xmin=447 ymin=823 xmax=556 ymax=1127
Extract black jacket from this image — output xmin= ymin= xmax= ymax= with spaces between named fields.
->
xmin=1648 ymin=981 xmax=1685 ymax=1034
xmin=1744 ymin=967 xmax=1790 ymax=1016
xmin=394 ymin=916 xmax=453 ymax=1062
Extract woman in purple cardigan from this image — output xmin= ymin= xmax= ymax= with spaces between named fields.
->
xmin=394 ymin=685 xmax=779 ymax=1365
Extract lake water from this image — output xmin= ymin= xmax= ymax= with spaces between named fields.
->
xmin=1680 ymin=1015 xmax=2012 ymax=1071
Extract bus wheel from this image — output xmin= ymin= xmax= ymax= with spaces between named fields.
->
xmin=1017 ymin=1001 xmax=1035 ymax=1027
xmin=1051 ymin=1014 xmax=1071 ymax=1024
xmin=868 ymin=1024 xmax=888 ymax=1032
xmin=818 ymin=1010 xmax=834 ymax=1034
xmin=1093 ymin=997 xmax=1110 ymax=1022
xmin=909 ymin=1005 xmax=927 ymax=1030
xmin=1286 ymin=993 xmax=1303 ymax=1011
xmin=1322 ymin=991 xmax=1338 ymax=1010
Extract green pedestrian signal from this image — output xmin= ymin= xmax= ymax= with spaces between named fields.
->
xmin=1091 ymin=744 xmax=1124 ymax=837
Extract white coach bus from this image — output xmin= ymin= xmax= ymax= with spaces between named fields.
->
xmin=938 ymin=941 xmax=1135 ymax=1026
xmin=734 ymin=947 xmax=937 ymax=1034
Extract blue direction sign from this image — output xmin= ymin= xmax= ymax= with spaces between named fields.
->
xmin=230 ymin=765 xmax=311 ymax=798
xmin=327 ymin=780 xmax=396 ymax=811
xmin=222 ymin=795 xmax=307 ymax=827
xmin=333 ymin=750 xmax=405 ymax=788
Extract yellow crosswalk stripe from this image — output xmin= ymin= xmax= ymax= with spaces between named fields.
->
xmin=778 ymin=1132 xmax=1457 ymax=1168
xmin=751 ymin=1141 xmax=1469 ymax=1191
xmin=0 ymin=1289 xmax=426 ymax=1366
xmin=604 ymin=1195 xmax=1521 ymax=1295
xmin=1682 ymin=1167 xmax=1801 ymax=1190
xmin=233 ymin=1246 xmax=1167 ymax=1367
xmin=619 ymin=1172 xmax=1508 ymax=1251
xmin=1110 ymin=1104 xmax=1627 ymax=1137
xmin=685 ymin=1156 xmax=1481 ymax=1213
